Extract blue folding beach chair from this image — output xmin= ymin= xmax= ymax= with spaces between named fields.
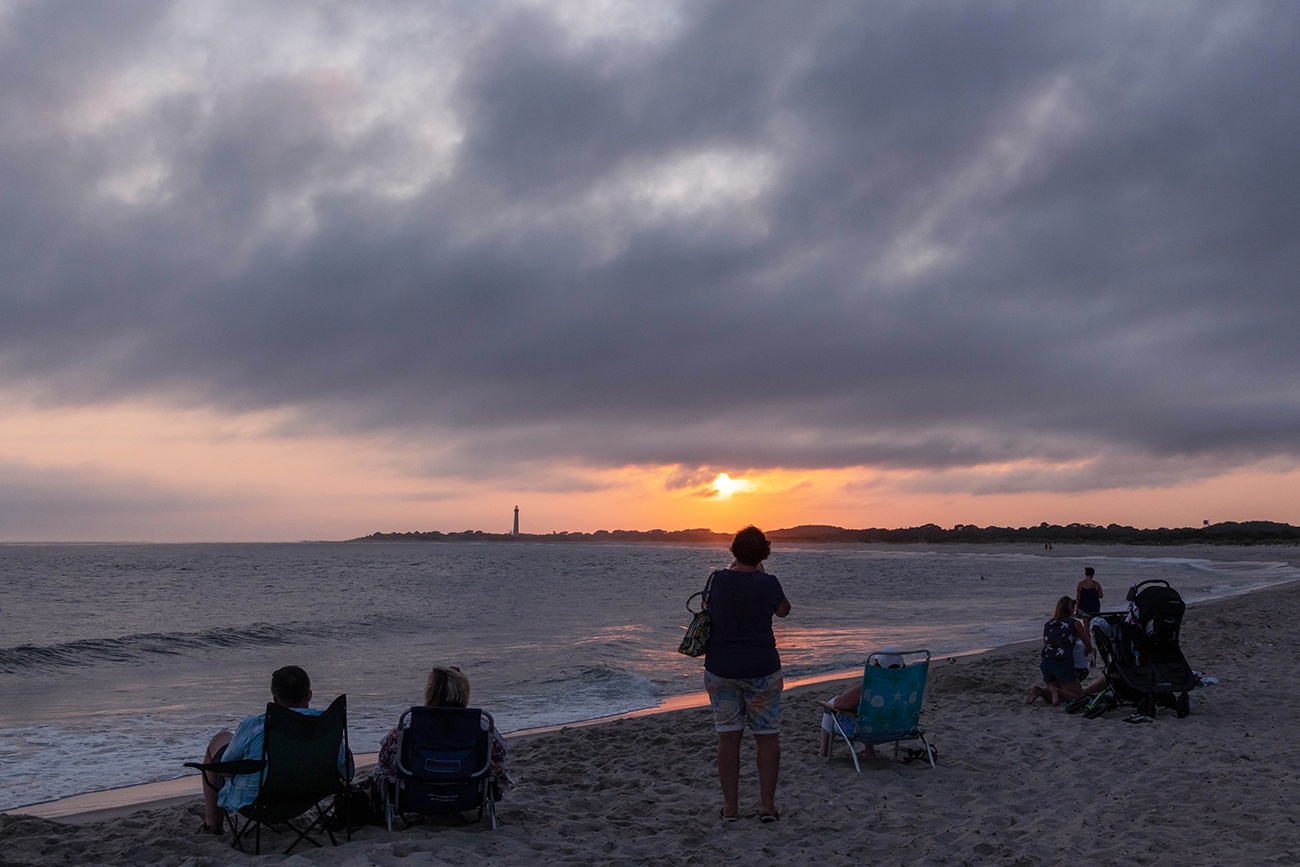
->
xmin=821 ymin=649 xmax=936 ymax=772
xmin=382 ymin=706 xmax=499 ymax=831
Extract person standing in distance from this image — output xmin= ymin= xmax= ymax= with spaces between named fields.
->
xmin=1076 ymin=566 xmax=1104 ymax=618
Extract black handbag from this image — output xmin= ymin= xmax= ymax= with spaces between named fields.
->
xmin=677 ymin=572 xmax=716 ymax=657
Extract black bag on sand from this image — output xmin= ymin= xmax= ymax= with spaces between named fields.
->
xmin=328 ymin=787 xmax=384 ymax=831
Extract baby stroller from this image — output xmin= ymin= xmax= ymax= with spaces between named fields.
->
xmin=1081 ymin=579 xmax=1196 ymax=720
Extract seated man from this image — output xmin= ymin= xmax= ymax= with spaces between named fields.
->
xmin=198 ymin=665 xmax=349 ymax=834
xmin=817 ymin=648 xmax=905 ymax=759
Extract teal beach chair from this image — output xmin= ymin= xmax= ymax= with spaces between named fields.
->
xmin=822 ymin=649 xmax=936 ymax=772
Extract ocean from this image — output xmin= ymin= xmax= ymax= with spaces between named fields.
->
xmin=1 ymin=540 xmax=1293 ymax=811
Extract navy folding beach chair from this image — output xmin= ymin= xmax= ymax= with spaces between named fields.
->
xmin=822 ymin=649 xmax=936 ymax=772
xmin=186 ymin=694 xmax=353 ymax=854
xmin=383 ymin=706 xmax=499 ymax=831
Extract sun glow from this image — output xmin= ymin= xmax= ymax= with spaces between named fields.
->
xmin=711 ymin=472 xmax=752 ymax=498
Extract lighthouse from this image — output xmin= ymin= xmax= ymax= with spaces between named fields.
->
xmin=513 ymin=506 xmax=519 ymax=536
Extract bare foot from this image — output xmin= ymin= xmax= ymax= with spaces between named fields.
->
xmin=1025 ymin=686 xmax=1044 ymax=705
xmin=1049 ymin=685 xmax=1061 ymax=706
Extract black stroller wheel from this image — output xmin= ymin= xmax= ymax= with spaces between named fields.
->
xmin=1082 ymin=690 xmax=1116 ymax=720
xmin=1136 ymin=696 xmax=1155 ymax=717
xmin=1176 ymin=691 xmax=1190 ymax=718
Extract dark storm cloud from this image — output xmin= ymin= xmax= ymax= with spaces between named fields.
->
xmin=2 ymin=0 xmax=1298 ymax=493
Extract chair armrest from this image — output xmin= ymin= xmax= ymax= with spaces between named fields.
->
xmin=184 ymin=759 xmax=266 ymax=776
xmin=818 ymin=700 xmax=857 ymax=717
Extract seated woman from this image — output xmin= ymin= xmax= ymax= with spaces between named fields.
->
xmin=817 ymin=649 xmax=905 ymax=759
xmin=374 ymin=665 xmax=514 ymax=799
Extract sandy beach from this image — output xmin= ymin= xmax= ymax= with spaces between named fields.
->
xmin=4 ymin=546 xmax=1299 ymax=865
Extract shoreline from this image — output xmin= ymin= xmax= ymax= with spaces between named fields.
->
xmin=0 ymin=614 xmax=1237 ymax=822
xmin=3 ymin=639 xmax=1037 ymax=823
xmin=8 ymin=556 xmax=1299 ymax=823
xmin=3 ymin=577 xmax=1299 ymax=863
xmin=1 ymin=655 xmax=998 ymax=821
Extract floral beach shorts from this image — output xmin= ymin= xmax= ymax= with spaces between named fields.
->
xmin=704 ymin=670 xmax=784 ymax=734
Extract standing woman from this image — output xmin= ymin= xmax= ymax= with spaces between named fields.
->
xmin=1075 ymin=566 xmax=1104 ymax=618
xmin=703 ymin=526 xmax=792 ymax=823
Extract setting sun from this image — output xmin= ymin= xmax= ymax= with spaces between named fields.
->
xmin=711 ymin=472 xmax=752 ymax=498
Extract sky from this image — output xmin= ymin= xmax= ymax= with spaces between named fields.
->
xmin=2 ymin=0 xmax=1299 ymax=542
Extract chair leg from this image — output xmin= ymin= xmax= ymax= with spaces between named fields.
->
xmin=282 ymin=806 xmax=335 ymax=855
xmin=920 ymin=734 xmax=936 ymax=769
xmin=828 ymin=716 xmax=861 ymax=773
xmin=329 ymin=791 xmax=347 ymax=844
xmin=227 ymin=810 xmax=257 ymax=855
xmin=325 ymin=806 xmax=339 ymax=846
xmin=482 ymin=780 xmax=498 ymax=830
xmin=331 ymin=791 xmax=346 ymax=844
xmin=224 ymin=810 xmax=246 ymax=852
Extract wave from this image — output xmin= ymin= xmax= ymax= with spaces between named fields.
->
xmin=496 ymin=664 xmax=665 ymax=730
xmin=0 ymin=622 xmax=343 ymax=675
xmin=538 ymin=664 xmax=663 ymax=699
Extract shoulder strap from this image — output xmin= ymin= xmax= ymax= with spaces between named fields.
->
xmin=687 ymin=572 xmax=720 ymax=613
xmin=702 ymin=570 xmax=717 ymax=601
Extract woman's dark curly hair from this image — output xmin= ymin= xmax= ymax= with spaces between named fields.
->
xmin=730 ymin=525 xmax=771 ymax=566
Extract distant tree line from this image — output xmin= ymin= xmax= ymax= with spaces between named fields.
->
xmin=354 ymin=520 xmax=1300 ymax=546
xmin=766 ymin=521 xmax=1300 ymax=546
